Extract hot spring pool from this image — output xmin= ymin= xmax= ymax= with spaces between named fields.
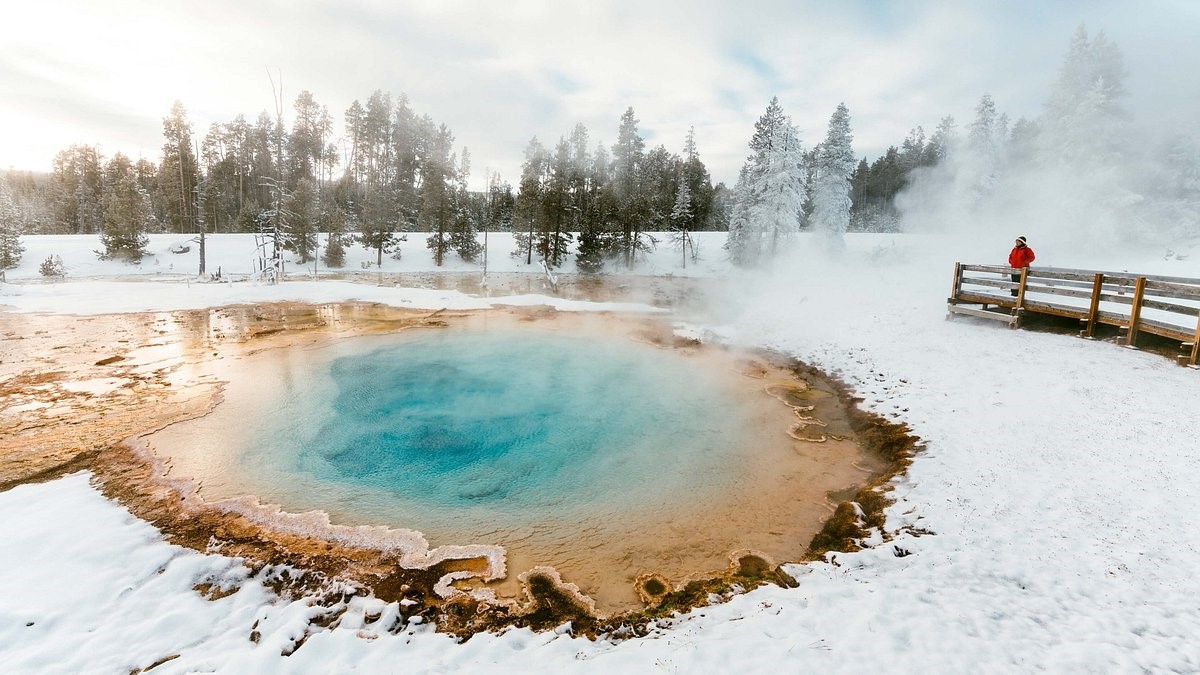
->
xmin=292 ymin=328 xmax=751 ymax=518
xmin=148 ymin=313 xmax=870 ymax=611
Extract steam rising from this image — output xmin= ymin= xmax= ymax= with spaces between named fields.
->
xmin=898 ymin=27 xmax=1198 ymax=254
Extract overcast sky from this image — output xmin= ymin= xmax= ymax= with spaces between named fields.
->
xmin=2 ymin=0 xmax=1197 ymax=189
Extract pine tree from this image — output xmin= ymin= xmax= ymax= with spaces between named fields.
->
xmin=612 ymin=107 xmax=648 ymax=267
xmin=1044 ymin=25 xmax=1126 ymax=134
xmin=99 ymin=153 xmax=151 ymax=261
xmin=537 ymin=138 xmax=575 ymax=268
xmin=485 ymin=176 xmax=515 ymax=231
xmin=39 ymin=255 xmax=65 ymax=277
xmin=0 ymin=178 xmax=25 ymax=269
xmin=928 ymin=115 xmax=957 ymax=163
xmin=726 ymin=97 xmax=806 ymax=265
xmin=707 ymin=182 xmax=732 ymax=231
xmin=158 ymin=101 xmax=199 ymax=233
xmin=448 ymin=148 xmax=483 ymax=263
xmin=322 ymin=232 xmax=346 ymax=268
xmin=750 ymin=97 xmax=788 ymax=156
xmin=513 ymin=137 xmax=546 ymax=264
xmin=283 ymin=178 xmax=318 ymax=263
xmin=898 ymin=126 xmax=927 ymax=172
xmin=680 ymin=126 xmax=714 ymax=230
xmin=753 ymin=120 xmax=806 ymax=256
xmin=669 ymin=178 xmax=694 ymax=267
xmin=422 ymin=125 xmax=456 ymax=266
xmin=812 ymin=103 xmax=855 ymax=251
xmin=1040 ymin=28 xmax=1128 ymax=167
xmin=576 ymin=142 xmax=619 ymax=272
xmin=356 ymin=185 xmax=397 ymax=267
xmin=321 ymin=207 xmax=347 ymax=268
xmin=849 ymin=158 xmax=870 ymax=230
xmin=51 ymin=145 xmax=104 ymax=234
xmin=723 ymin=167 xmax=760 ymax=266
xmin=967 ymin=94 xmax=1004 ymax=201
xmin=287 ymin=91 xmax=332 ymax=186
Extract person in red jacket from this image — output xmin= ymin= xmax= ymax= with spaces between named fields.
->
xmin=1009 ymin=236 xmax=1035 ymax=296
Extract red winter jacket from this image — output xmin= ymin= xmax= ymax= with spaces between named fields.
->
xmin=1009 ymin=244 xmax=1035 ymax=269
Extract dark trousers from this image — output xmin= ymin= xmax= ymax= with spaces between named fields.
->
xmin=1011 ymin=273 xmax=1020 ymax=297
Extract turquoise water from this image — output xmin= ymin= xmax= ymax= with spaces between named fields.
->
xmin=233 ymin=328 xmax=753 ymax=530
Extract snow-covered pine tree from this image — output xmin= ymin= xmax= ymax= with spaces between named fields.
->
xmin=0 ymin=178 xmax=25 ymax=270
xmin=1035 ymin=26 xmax=1136 ymax=244
xmin=258 ymin=176 xmax=292 ymax=279
xmin=750 ymin=97 xmax=788 ymax=156
xmin=751 ymin=118 xmax=806 ymax=257
xmin=967 ymin=94 xmax=1004 ymax=202
xmin=669 ymin=177 xmax=694 ymax=267
xmin=725 ymin=97 xmax=806 ymax=265
xmin=39 ymin=254 xmax=65 ymax=277
xmin=680 ymin=126 xmax=713 ymax=231
xmin=723 ymin=166 xmax=760 ymax=266
xmin=1161 ymin=134 xmax=1200 ymax=243
xmin=928 ymin=115 xmax=957 ymax=163
xmin=707 ymin=182 xmax=732 ymax=231
xmin=1043 ymin=25 xmax=1126 ymax=145
xmin=812 ymin=103 xmax=856 ymax=252
xmin=98 ymin=153 xmax=151 ymax=261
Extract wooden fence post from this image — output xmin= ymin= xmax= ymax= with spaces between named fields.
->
xmin=1084 ymin=273 xmax=1104 ymax=338
xmin=1190 ymin=315 xmax=1200 ymax=366
xmin=949 ymin=262 xmax=962 ymax=301
xmin=1125 ymin=276 xmax=1148 ymax=346
xmin=1011 ymin=267 xmax=1030 ymax=328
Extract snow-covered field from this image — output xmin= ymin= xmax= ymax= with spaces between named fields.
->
xmin=2 ymin=232 xmax=1199 ymax=673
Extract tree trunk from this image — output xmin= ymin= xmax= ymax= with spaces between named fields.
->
xmin=525 ymin=218 xmax=533 ymax=265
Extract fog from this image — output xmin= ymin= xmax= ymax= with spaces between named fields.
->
xmin=896 ymin=28 xmax=1199 ymax=258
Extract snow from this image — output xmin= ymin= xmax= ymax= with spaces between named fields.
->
xmin=0 ymin=232 xmax=731 ymax=282
xmin=2 ymin=232 xmax=1200 ymax=672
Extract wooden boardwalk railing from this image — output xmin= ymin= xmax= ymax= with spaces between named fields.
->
xmin=947 ymin=263 xmax=1200 ymax=366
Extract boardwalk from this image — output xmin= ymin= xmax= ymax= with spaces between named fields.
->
xmin=947 ymin=263 xmax=1200 ymax=366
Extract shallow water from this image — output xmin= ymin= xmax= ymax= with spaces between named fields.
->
xmin=240 ymin=327 xmax=752 ymax=528
xmin=148 ymin=313 xmax=872 ymax=611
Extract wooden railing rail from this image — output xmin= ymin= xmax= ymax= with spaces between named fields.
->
xmin=948 ymin=263 xmax=1200 ymax=366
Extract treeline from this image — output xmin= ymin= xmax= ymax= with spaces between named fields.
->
xmin=848 ymin=122 xmax=948 ymax=232
xmin=35 ymin=91 xmax=484 ymax=269
xmin=510 ymin=109 xmax=726 ymax=272
xmin=5 ymin=91 xmax=740 ymax=271
xmin=0 ymin=86 xmax=961 ymax=273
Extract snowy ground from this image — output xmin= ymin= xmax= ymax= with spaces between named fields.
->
xmin=2 ymin=232 xmax=1199 ymax=673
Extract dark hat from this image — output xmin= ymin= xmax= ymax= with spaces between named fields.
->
xmin=1016 ymin=236 xmax=1027 ymax=244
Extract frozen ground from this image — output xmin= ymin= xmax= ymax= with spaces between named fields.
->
xmin=2 ymin=232 xmax=1199 ymax=673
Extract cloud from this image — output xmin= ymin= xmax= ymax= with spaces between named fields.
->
xmin=1 ymin=0 xmax=1197 ymax=190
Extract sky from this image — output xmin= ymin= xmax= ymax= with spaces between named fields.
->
xmin=2 ymin=0 xmax=1198 ymax=190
